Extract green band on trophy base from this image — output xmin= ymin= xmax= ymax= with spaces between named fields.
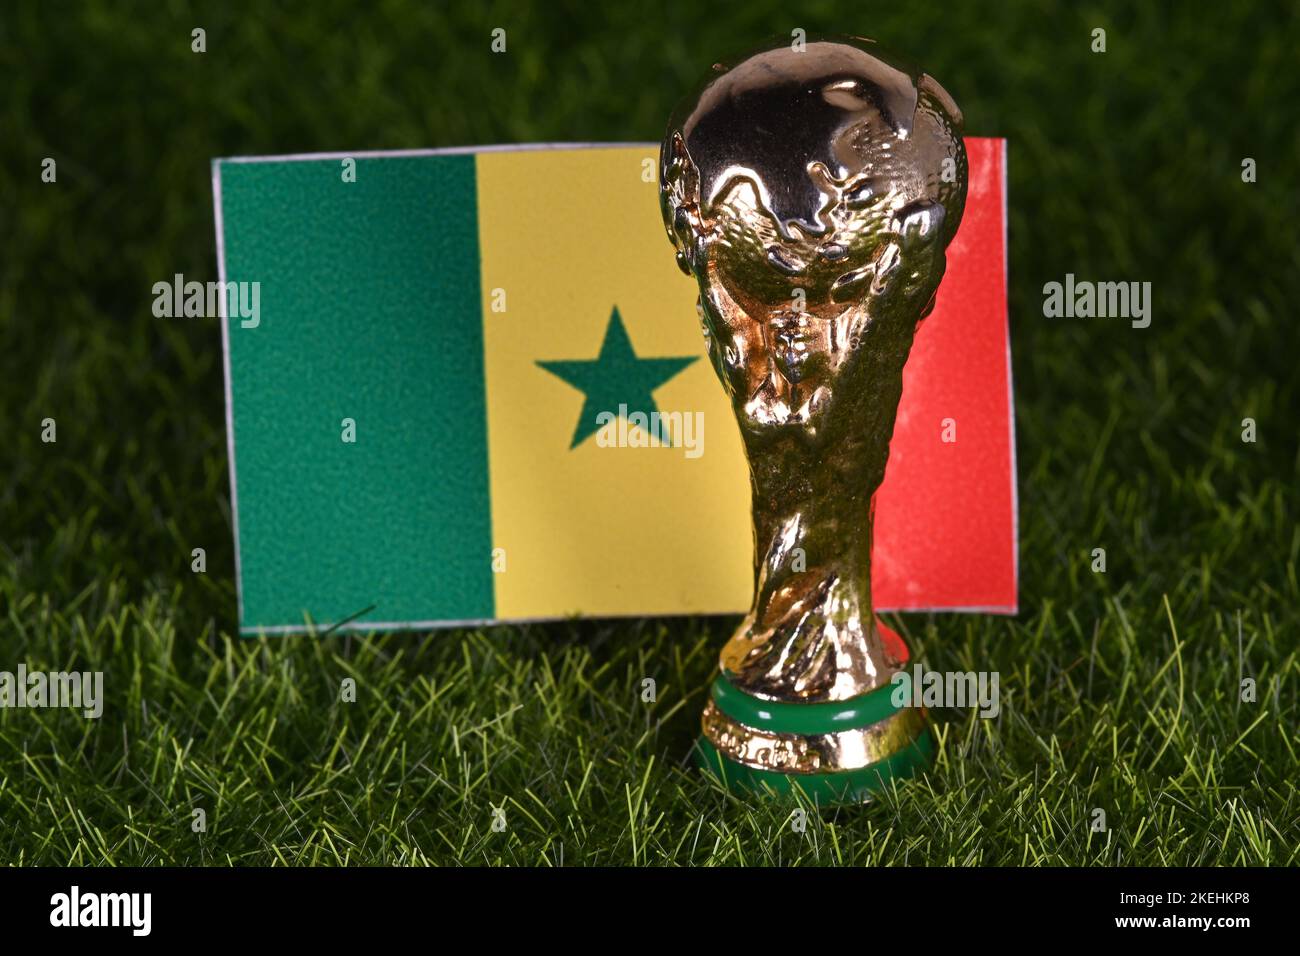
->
xmin=695 ymin=727 xmax=934 ymax=804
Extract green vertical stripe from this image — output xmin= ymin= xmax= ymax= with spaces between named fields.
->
xmin=219 ymin=154 xmax=493 ymax=632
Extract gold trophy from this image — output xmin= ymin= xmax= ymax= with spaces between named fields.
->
xmin=659 ymin=36 xmax=968 ymax=802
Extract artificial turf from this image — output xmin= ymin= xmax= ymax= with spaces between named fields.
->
xmin=1 ymin=1 xmax=1297 ymax=865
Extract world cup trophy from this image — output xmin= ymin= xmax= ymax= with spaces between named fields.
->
xmin=659 ymin=36 xmax=969 ymax=802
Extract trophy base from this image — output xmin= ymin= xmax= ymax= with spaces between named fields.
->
xmin=695 ymin=729 xmax=933 ymax=804
xmin=694 ymin=667 xmax=932 ymax=805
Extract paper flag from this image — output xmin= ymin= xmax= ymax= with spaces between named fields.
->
xmin=212 ymin=139 xmax=1015 ymax=634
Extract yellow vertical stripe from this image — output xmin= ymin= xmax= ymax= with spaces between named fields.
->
xmin=476 ymin=146 xmax=752 ymax=619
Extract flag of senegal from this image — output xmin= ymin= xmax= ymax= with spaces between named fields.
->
xmin=213 ymin=141 xmax=1016 ymax=635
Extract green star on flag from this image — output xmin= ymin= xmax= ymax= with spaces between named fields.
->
xmin=537 ymin=307 xmax=698 ymax=448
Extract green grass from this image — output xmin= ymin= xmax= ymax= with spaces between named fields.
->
xmin=1 ymin=1 xmax=1298 ymax=865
